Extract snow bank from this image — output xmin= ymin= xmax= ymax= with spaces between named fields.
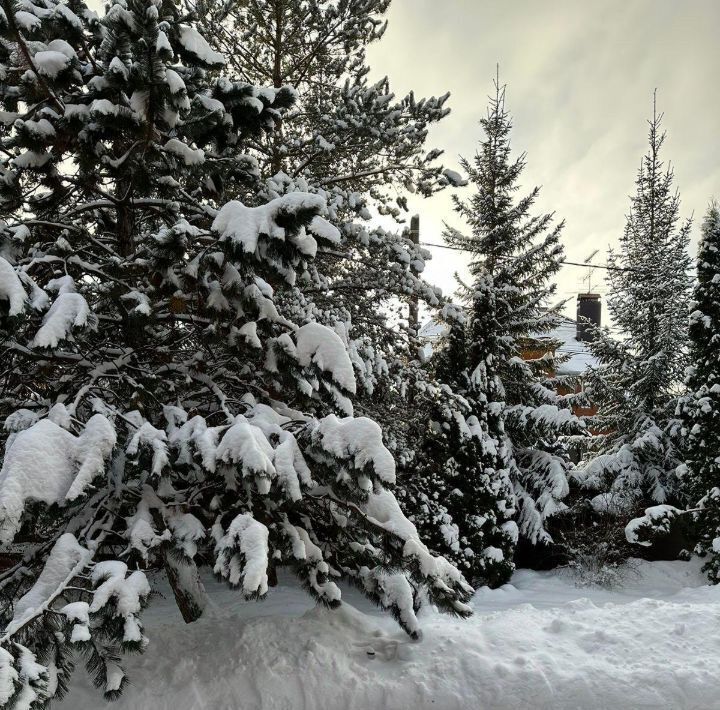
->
xmin=58 ymin=559 xmax=720 ymax=710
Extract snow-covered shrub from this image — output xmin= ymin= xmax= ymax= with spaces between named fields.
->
xmin=566 ymin=549 xmax=639 ymax=590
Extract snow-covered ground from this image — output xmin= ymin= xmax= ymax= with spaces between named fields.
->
xmin=62 ymin=559 xmax=720 ymax=710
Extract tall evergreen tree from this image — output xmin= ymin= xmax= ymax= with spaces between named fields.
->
xmin=679 ymin=203 xmax=720 ymax=580
xmin=193 ymin=0 xmax=476 ymax=540
xmin=578 ymin=100 xmax=693 ymax=523
xmin=193 ymin=0 xmax=459 ymax=349
xmin=407 ymin=79 xmax=585 ymax=572
xmin=0 ymin=0 xmax=472 ymax=703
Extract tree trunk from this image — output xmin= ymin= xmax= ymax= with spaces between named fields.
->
xmin=164 ymin=554 xmax=208 ymax=624
xmin=116 ymin=178 xmax=135 ymax=257
xmin=270 ymin=0 xmax=285 ymax=175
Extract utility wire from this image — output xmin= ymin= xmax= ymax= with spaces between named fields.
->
xmin=418 ymin=240 xmax=636 ymax=273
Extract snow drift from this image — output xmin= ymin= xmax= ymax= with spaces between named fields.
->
xmin=60 ymin=559 xmax=719 ymax=710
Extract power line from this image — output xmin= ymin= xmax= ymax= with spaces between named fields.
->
xmin=417 ymin=241 xmax=637 ymax=273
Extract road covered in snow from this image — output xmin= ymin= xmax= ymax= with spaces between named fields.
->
xmin=62 ymin=558 xmax=719 ymax=710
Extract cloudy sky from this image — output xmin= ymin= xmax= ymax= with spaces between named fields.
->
xmin=367 ymin=0 xmax=720 ymax=318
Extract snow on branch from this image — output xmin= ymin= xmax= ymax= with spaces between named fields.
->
xmin=3 ymin=534 xmax=91 ymax=641
xmin=213 ymin=513 xmax=269 ymax=597
xmin=296 ymin=322 xmax=356 ymax=394
xmin=176 ymin=25 xmax=225 ymax=68
xmin=126 ymin=421 xmax=170 ymax=477
xmin=212 ymin=193 xmax=326 ymax=255
xmin=625 ymin=504 xmax=685 ymax=547
xmin=310 ymin=414 xmax=395 ymax=487
xmin=0 ymin=414 xmax=116 ymax=542
xmin=347 ymin=488 xmax=475 ymax=637
xmin=0 ymin=256 xmax=27 ymax=316
xmin=506 ymin=403 xmax=583 ymax=433
xmin=366 ymin=489 xmax=473 ymax=599
xmin=89 ymin=561 xmax=150 ymax=644
xmin=281 ymin=519 xmax=341 ymax=605
xmin=216 ymin=416 xmax=276 ymax=494
xmin=31 ymin=277 xmax=94 ymax=349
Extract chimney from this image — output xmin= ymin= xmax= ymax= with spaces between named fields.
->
xmin=576 ymin=293 xmax=601 ymax=341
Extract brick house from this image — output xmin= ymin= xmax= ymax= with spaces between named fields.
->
xmin=419 ymin=293 xmax=601 ymax=420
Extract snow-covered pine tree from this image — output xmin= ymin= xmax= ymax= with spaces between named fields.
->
xmin=678 ymin=203 xmax=720 ymax=580
xmin=191 ymin=0 xmax=464 ymax=451
xmin=193 ymin=0 xmax=459 ymax=209
xmin=189 ymin=0 xmax=487 ymax=580
xmin=577 ymin=100 xmax=693 ymax=530
xmin=0 ymin=0 xmax=472 ymax=703
xmin=414 ymin=79 xmax=585 ymax=562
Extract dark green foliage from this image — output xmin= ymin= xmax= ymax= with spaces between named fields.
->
xmin=579 ymin=101 xmax=693 ymax=526
xmin=679 ymin=204 xmax=720 ymax=581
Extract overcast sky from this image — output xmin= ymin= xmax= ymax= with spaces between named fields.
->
xmin=366 ymin=0 xmax=720 ymax=318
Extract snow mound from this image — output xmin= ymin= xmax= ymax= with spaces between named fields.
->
xmin=58 ymin=559 xmax=720 ymax=710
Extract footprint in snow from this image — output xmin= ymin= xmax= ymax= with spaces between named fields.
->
xmin=354 ymin=637 xmax=413 ymax=661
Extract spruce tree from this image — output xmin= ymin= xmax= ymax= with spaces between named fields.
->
xmin=578 ymin=100 xmax=693 ymax=526
xmin=679 ymin=203 xmax=720 ymax=580
xmin=446 ymin=81 xmax=583 ymax=545
xmin=414 ymin=79 xmax=584 ymax=561
xmin=0 ymin=0 xmax=472 ymax=703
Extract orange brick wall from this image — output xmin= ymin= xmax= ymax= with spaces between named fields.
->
xmin=519 ymin=342 xmax=599 ymax=421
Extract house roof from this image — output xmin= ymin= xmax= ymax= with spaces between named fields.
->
xmin=418 ymin=319 xmax=448 ymax=340
xmin=539 ymin=316 xmax=599 ymax=375
xmin=418 ymin=315 xmax=599 ymax=375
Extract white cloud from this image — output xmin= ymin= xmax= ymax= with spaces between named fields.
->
xmin=367 ymin=0 xmax=720 ymax=317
